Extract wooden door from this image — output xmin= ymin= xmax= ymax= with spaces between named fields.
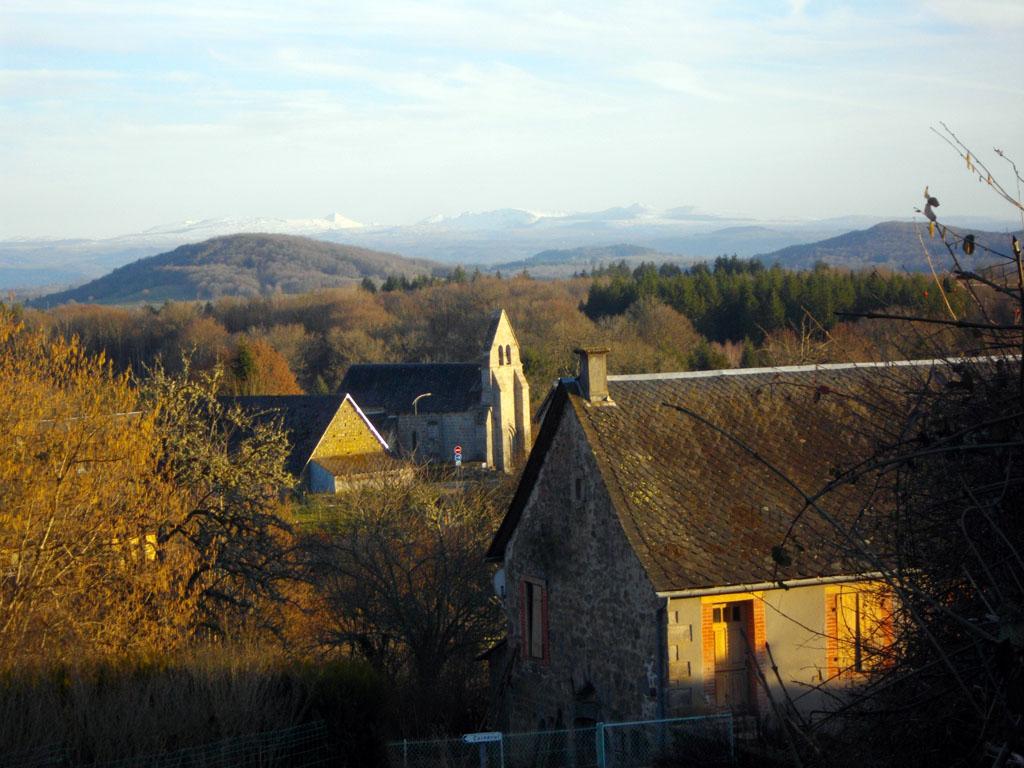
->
xmin=712 ymin=602 xmax=750 ymax=709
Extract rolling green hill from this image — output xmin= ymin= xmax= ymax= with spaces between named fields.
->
xmin=33 ymin=234 xmax=442 ymax=307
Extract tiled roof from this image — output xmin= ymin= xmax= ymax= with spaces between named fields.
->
xmin=490 ymin=361 xmax=941 ymax=592
xmin=221 ymin=395 xmax=345 ymax=477
xmin=339 ymin=363 xmax=482 ymax=414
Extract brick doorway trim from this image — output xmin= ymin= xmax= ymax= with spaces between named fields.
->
xmin=700 ymin=594 xmax=768 ymax=713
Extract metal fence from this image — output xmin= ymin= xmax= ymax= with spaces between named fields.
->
xmin=387 ymin=714 xmax=734 ymax=768
xmin=1 ymin=721 xmax=329 ymax=768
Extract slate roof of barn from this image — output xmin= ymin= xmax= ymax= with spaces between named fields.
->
xmin=339 ymin=363 xmax=482 ymax=415
xmin=221 ymin=394 xmax=349 ymax=477
xmin=488 ymin=359 xmax=949 ymax=592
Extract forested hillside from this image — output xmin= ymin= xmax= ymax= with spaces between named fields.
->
xmin=32 ymin=234 xmax=442 ymax=307
xmin=22 ymin=258 xmax=981 ymax=400
xmin=582 ymin=256 xmax=963 ymax=341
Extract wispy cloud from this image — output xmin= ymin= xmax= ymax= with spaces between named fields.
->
xmin=1 ymin=0 xmax=1022 ymax=238
xmin=929 ymin=0 xmax=1024 ymax=30
xmin=622 ymin=61 xmax=731 ymax=102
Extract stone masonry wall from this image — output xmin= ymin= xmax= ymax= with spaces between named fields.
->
xmin=311 ymin=399 xmax=386 ymax=460
xmin=395 ymin=410 xmax=489 ymax=465
xmin=501 ymin=404 xmax=663 ymax=731
xmin=484 ymin=312 xmax=530 ymax=472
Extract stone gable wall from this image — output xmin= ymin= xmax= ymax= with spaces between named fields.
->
xmin=310 ymin=399 xmax=386 ymax=460
xmin=500 ymin=406 xmax=663 ymax=731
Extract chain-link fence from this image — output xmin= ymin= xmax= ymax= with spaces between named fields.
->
xmin=386 ymin=714 xmax=734 ymax=768
xmin=1 ymin=721 xmax=329 ymax=768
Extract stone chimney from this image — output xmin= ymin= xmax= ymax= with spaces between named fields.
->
xmin=574 ymin=347 xmax=612 ymax=404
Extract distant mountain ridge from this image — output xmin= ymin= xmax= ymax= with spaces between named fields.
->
xmin=32 ymin=234 xmax=441 ymax=307
xmin=495 ymin=243 xmax=669 ymax=271
xmin=758 ymin=221 xmax=1024 ymax=271
xmin=6 ymin=206 xmax=1023 ymax=293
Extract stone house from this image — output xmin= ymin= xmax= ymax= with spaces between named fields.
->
xmin=484 ymin=350 xmax=912 ymax=731
xmin=223 ymin=393 xmax=402 ymax=492
xmin=339 ymin=309 xmax=531 ymax=472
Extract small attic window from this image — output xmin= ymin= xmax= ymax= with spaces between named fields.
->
xmin=499 ymin=346 xmax=505 ymax=365
xmin=573 ymin=476 xmax=584 ymax=502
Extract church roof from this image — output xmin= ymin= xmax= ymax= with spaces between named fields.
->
xmin=488 ymin=360 xmax=949 ymax=592
xmin=339 ymin=363 xmax=482 ymax=415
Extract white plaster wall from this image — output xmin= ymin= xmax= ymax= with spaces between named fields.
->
xmin=761 ymin=585 xmax=830 ymax=715
xmin=666 ymin=584 xmax=830 ymax=718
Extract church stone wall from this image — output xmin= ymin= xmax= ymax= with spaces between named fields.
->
xmin=395 ymin=410 xmax=490 ymax=466
xmin=344 ymin=309 xmax=531 ymax=472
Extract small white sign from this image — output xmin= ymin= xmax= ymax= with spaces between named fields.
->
xmin=463 ymin=732 xmax=502 ymax=744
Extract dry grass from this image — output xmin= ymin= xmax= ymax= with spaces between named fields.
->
xmin=0 ymin=645 xmax=387 ymax=765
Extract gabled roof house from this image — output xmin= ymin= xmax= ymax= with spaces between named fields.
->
xmin=223 ymin=393 xmax=398 ymax=493
xmin=485 ymin=349 xmax=922 ymax=730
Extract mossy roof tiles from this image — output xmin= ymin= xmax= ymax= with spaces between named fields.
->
xmin=490 ymin=361 xmax=940 ymax=592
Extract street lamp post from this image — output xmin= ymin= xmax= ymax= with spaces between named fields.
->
xmin=412 ymin=392 xmax=432 ymax=415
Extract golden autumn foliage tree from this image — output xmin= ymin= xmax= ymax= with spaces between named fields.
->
xmin=142 ymin=361 xmax=298 ymax=637
xmin=0 ymin=308 xmax=302 ymax=664
xmin=222 ymin=336 xmax=302 ymax=395
xmin=0 ymin=309 xmax=193 ymax=663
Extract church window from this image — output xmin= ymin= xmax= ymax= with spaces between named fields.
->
xmin=498 ymin=346 xmax=504 ymax=365
xmin=505 ymin=344 xmax=512 ymax=365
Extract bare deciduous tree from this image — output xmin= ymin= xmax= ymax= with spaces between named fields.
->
xmin=302 ymin=472 xmax=505 ymax=734
xmin=771 ymin=130 xmax=1024 ymax=767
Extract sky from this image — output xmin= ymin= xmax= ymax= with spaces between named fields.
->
xmin=2 ymin=0 xmax=1023 ymax=239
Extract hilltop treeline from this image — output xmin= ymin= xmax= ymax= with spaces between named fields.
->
xmin=21 ymin=259 xmax=974 ymax=397
xmin=32 ymin=233 xmax=442 ymax=306
xmin=583 ymin=256 xmax=965 ymax=342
